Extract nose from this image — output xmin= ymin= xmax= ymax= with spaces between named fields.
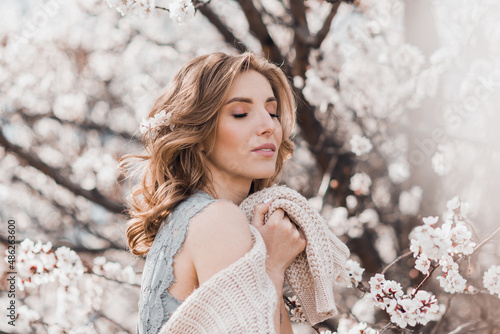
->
xmin=257 ymin=109 xmax=277 ymax=136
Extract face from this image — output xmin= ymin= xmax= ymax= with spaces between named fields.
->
xmin=205 ymin=70 xmax=283 ymax=187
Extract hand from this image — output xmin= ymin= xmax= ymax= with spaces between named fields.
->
xmin=250 ymin=202 xmax=306 ymax=276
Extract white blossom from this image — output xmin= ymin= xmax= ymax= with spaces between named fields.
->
xmin=366 ymin=273 xmax=441 ymax=328
xmin=13 ymin=239 xmax=85 ymax=291
xmin=412 ymin=290 xmax=441 ymax=325
xmin=410 ymin=198 xmax=477 ymax=295
xmin=351 ymin=299 xmax=376 ymax=324
xmin=334 ymin=317 xmax=377 ymax=334
xmin=347 ymin=216 xmax=364 ymax=238
xmin=358 ymin=208 xmax=379 ymax=228
xmin=104 ymin=0 xmax=156 ymax=17
xmin=350 ymin=172 xmax=372 ymax=195
xmin=93 ymin=257 xmax=136 ymax=284
xmin=327 ymin=207 xmax=349 ymax=236
xmin=431 ymin=144 xmax=455 ymax=176
xmin=439 ymin=256 xmax=458 ymax=273
xmin=169 ymin=0 xmax=196 ymax=24
xmin=422 ymin=216 xmax=439 ymax=226
xmin=448 ymin=224 xmax=475 ymax=255
xmin=446 ymin=196 xmax=469 ymax=219
xmin=410 ymin=223 xmax=451 ymax=261
xmin=483 ymin=265 xmax=500 ymax=298
xmin=398 ymin=186 xmax=422 ymax=215
xmin=446 ymin=196 xmax=461 ymax=211
xmin=17 ymin=305 xmax=41 ymax=323
xmin=388 ymin=161 xmax=410 ymax=184
xmin=437 ymin=269 xmax=467 ymax=294
xmin=345 ymin=195 xmax=358 ymax=210
xmin=415 ymin=254 xmax=431 ymax=275
xmin=54 ymin=246 xmax=85 ymax=287
xmin=387 ymin=297 xmax=418 ymax=327
xmin=139 ymin=109 xmax=174 ymax=134
xmin=350 ymin=134 xmax=373 ymax=156
xmin=284 ymin=295 xmax=307 ymax=323
xmin=345 ymin=259 xmax=365 ymax=286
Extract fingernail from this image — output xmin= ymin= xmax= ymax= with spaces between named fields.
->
xmin=263 ymin=197 xmax=272 ymax=204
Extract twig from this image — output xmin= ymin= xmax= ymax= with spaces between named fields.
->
xmin=0 ymin=128 xmax=126 ymax=214
xmin=83 ymin=260 xmax=140 ymax=288
xmin=381 ymin=250 xmax=412 ymax=275
xmin=311 ymin=325 xmax=321 ymax=333
xmin=98 ymin=311 xmax=132 ymax=333
xmin=196 ymin=3 xmax=249 ymax=53
xmin=378 ymin=321 xmax=394 ymax=334
xmin=411 ymin=264 xmax=439 ymax=298
xmin=235 ymin=0 xmax=283 ymax=64
xmin=448 ymin=320 xmax=482 ymax=334
xmin=316 ymin=154 xmax=339 ymax=209
xmin=430 ymin=296 xmax=452 ymax=334
xmin=90 ymin=272 xmax=141 ymax=288
xmin=156 ymin=1 xmax=212 ymax=13
xmin=471 ymin=225 xmax=500 ymax=256
xmin=356 ymin=281 xmax=370 ymax=293
xmin=312 ymin=2 xmax=342 ymax=48
xmin=455 ymin=224 xmax=500 ymax=266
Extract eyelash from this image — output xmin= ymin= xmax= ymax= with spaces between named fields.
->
xmin=233 ymin=113 xmax=280 ymax=119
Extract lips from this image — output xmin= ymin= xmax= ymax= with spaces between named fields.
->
xmin=251 ymin=143 xmax=276 ymax=157
xmin=252 ymin=143 xmax=276 ymax=152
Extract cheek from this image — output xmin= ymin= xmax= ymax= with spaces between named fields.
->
xmin=216 ymin=121 xmax=246 ymax=153
xmin=275 ymin=123 xmax=284 ymax=146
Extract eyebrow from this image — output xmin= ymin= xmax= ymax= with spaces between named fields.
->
xmin=226 ymin=97 xmax=277 ymax=104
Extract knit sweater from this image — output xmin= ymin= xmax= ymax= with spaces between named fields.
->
xmin=240 ymin=185 xmax=350 ymax=324
xmin=159 ymin=224 xmax=277 ymax=334
xmin=160 ymin=185 xmax=350 ymax=333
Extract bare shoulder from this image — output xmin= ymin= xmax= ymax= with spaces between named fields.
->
xmin=184 ymin=200 xmax=253 ymax=285
xmin=189 ymin=200 xmax=249 ymax=233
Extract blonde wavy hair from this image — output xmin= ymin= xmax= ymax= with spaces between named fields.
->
xmin=120 ymin=52 xmax=296 ymax=256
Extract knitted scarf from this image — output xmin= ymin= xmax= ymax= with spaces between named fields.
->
xmin=160 ymin=185 xmax=350 ymax=333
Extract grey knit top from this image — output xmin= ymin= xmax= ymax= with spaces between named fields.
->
xmin=136 ymin=191 xmax=217 ymax=334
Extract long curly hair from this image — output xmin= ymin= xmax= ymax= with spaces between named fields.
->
xmin=120 ymin=52 xmax=296 ymax=256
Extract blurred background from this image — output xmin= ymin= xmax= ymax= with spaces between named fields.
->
xmin=1 ymin=0 xmax=500 ymax=333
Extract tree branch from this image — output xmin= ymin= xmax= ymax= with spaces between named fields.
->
xmin=235 ymin=0 xmax=284 ymax=66
xmin=0 ymin=128 xmax=126 ymax=214
xmin=16 ymin=109 xmax=137 ymax=143
xmin=381 ymin=250 xmax=413 ymax=275
xmin=312 ymin=2 xmax=342 ymax=48
xmin=196 ymin=3 xmax=248 ymax=53
xmin=411 ymin=263 xmax=439 ymax=297
xmin=471 ymin=224 xmax=500 ymax=256
xmin=290 ymin=0 xmax=311 ymax=78
xmin=378 ymin=322 xmax=395 ymax=334
xmin=12 ymin=175 xmax=127 ymax=251
xmin=448 ymin=320 xmax=482 ymax=334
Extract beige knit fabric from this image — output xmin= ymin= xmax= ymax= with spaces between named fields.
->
xmin=160 ymin=185 xmax=350 ymax=333
xmin=159 ymin=224 xmax=277 ymax=334
xmin=239 ymin=185 xmax=350 ymax=325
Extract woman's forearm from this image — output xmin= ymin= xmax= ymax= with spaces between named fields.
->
xmin=266 ymin=270 xmax=294 ymax=334
xmin=280 ymin=297 xmax=294 ymax=334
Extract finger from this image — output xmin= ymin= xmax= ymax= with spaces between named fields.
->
xmin=297 ymin=226 xmax=306 ymax=240
xmin=250 ymin=203 xmax=270 ymax=228
xmin=290 ymin=219 xmax=301 ymax=231
xmin=267 ymin=209 xmax=285 ymax=225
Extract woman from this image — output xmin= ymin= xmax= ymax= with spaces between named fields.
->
xmin=121 ymin=52 xmax=306 ymax=334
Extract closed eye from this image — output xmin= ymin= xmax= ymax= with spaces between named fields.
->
xmin=233 ymin=113 xmax=248 ymax=118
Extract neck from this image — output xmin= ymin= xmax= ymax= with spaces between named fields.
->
xmin=203 ymin=171 xmax=251 ymax=206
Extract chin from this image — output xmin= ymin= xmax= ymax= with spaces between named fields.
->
xmin=250 ymin=166 xmax=277 ymax=180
